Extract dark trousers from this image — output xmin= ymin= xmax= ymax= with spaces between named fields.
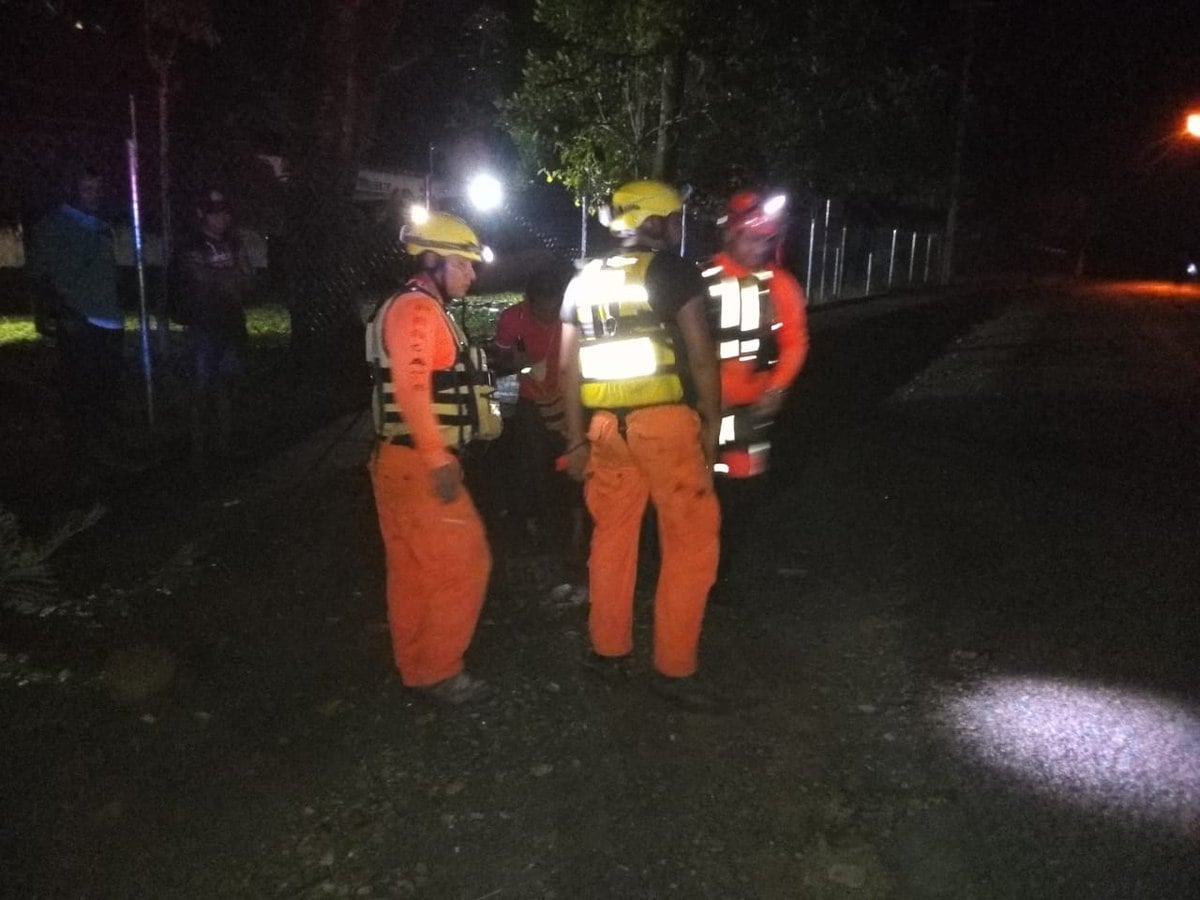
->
xmin=714 ymin=473 xmax=770 ymax=586
xmin=504 ymin=399 xmax=586 ymax=580
xmin=56 ymin=317 xmax=124 ymax=442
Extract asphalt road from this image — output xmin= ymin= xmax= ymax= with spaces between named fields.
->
xmin=2 ymin=280 xmax=1198 ymax=898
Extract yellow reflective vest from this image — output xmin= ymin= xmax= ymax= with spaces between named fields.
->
xmin=365 ymin=282 xmax=502 ymax=449
xmin=566 ymin=251 xmax=684 ymax=411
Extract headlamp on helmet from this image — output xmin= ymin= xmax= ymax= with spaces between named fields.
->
xmin=718 ymin=190 xmax=787 ymax=238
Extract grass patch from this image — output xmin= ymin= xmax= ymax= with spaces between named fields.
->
xmin=0 ymin=317 xmax=38 ymax=345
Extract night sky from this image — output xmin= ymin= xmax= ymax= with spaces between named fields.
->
xmin=2 ymin=0 xmax=1198 ymax=258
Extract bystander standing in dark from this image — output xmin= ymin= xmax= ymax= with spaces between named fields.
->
xmin=28 ymin=165 xmax=126 ymax=472
xmin=173 ymin=188 xmax=253 ymax=465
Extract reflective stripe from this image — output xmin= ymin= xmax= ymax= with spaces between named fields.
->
xmin=365 ymin=283 xmax=500 ymax=448
xmin=569 ymin=251 xmax=683 ymax=410
xmin=705 ymin=267 xmax=778 ymax=369
xmin=578 ymin=337 xmax=657 ymax=380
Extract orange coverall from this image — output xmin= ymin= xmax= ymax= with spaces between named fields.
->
xmin=586 ymin=404 xmax=720 ymax=678
xmin=710 ymin=251 xmax=809 ymax=407
xmin=368 ymin=281 xmax=491 ymax=687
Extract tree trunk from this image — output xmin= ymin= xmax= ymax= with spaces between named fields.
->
xmin=157 ymin=73 xmax=172 ymax=355
xmin=286 ymin=0 xmax=405 ymax=366
xmin=652 ymin=46 xmax=685 ymax=181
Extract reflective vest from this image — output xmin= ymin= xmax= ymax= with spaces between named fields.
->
xmin=566 ymin=251 xmax=684 ymax=410
xmin=702 ymin=261 xmax=780 ymax=477
xmin=701 ymin=262 xmax=780 ymax=374
xmin=365 ymin=282 xmax=501 ymax=449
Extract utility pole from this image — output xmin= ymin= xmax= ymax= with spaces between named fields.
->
xmin=942 ymin=4 xmax=984 ymax=285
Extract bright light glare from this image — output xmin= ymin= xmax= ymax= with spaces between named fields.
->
xmin=1185 ymin=113 xmax=1200 ymax=139
xmin=763 ymin=194 xmax=787 ymax=216
xmin=467 ymin=173 xmax=504 ymax=212
xmin=481 ymin=246 xmax=495 ymax=264
xmin=409 ymin=204 xmax=429 ymax=225
xmin=938 ymin=676 xmax=1200 ymax=832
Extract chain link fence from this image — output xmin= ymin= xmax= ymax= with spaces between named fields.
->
xmin=3 ymin=96 xmax=971 ymax=503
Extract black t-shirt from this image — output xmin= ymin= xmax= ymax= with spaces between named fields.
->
xmin=560 ymin=248 xmax=704 ymax=326
xmin=644 ymin=249 xmax=706 ymax=322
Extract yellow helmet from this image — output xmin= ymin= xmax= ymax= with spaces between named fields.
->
xmin=401 ymin=211 xmax=485 ymax=261
xmin=606 ymin=180 xmax=683 ymax=234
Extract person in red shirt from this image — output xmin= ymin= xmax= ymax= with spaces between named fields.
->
xmin=487 ymin=263 xmax=584 ymax=580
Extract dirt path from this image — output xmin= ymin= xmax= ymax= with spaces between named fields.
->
xmin=3 ymin=284 xmax=1199 ymax=898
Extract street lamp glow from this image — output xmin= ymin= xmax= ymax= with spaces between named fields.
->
xmin=409 ymin=204 xmax=430 ymax=225
xmin=467 ymin=173 xmax=504 ymax=212
xmin=1185 ymin=113 xmax=1200 ymax=139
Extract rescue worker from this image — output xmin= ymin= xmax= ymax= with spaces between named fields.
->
xmin=704 ymin=190 xmax=809 ymax=597
xmin=365 ymin=211 xmax=500 ymax=705
xmin=705 ymin=190 xmax=809 ymax=479
xmin=559 ymin=180 xmax=723 ymax=710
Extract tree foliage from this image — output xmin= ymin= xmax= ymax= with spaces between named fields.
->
xmin=504 ymin=0 xmax=953 ymax=208
xmin=502 ymin=0 xmax=687 ymax=203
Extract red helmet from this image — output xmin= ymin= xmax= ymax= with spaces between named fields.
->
xmin=719 ymin=190 xmax=787 ymax=238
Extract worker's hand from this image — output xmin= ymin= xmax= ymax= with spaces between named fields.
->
xmin=563 ymin=442 xmax=590 ymax=482
xmin=431 ymin=461 xmax=461 ymax=504
xmin=752 ymin=387 xmax=785 ymax=420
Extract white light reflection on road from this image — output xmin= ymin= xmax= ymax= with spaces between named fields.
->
xmin=939 ymin=677 xmax=1200 ymax=834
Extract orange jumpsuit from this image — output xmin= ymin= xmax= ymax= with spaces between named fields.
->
xmin=568 ymin=250 xmax=721 ymax=678
xmin=585 ymin=405 xmax=720 ymax=677
xmin=710 ymin=251 xmax=809 ymax=408
xmin=368 ymin=280 xmax=491 ymax=687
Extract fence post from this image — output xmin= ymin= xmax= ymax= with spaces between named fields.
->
xmin=818 ymin=199 xmax=831 ymax=301
xmin=887 ymin=228 xmax=898 ymax=289
xmin=805 ymin=214 xmax=816 ymax=300
xmin=908 ymin=230 xmax=918 ymax=283
xmin=836 ymin=225 xmax=847 ymax=296
xmin=924 ymin=233 xmax=934 ymax=283
xmin=580 ymin=194 xmax=587 ymax=260
xmin=832 ymin=244 xmax=841 ymax=300
xmin=865 ymin=250 xmax=873 ymax=296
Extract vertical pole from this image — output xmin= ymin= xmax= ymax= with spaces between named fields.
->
xmin=128 ymin=94 xmax=155 ymax=426
xmin=580 ymin=194 xmax=588 ymax=260
xmin=805 ymin=215 xmax=816 ymax=300
xmin=425 ymin=143 xmax=434 ymax=209
xmin=908 ymin=230 xmax=918 ymax=282
xmin=865 ymin=250 xmax=873 ymax=296
xmin=832 ymin=245 xmax=841 ymax=299
xmin=818 ymin=199 xmax=831 ymax=301
xmin=680 ymin=199 xmax=688 ymax=257
xmin=942 ymin=9 xmax=976 ymax=285
xmin=837 ymin=225 xmax=848 ymax=296
xmin=924 ymin=233 xmax=934 ymax=282
xmin=156 ymin=75 xmax=171 ymax=356
xmin=887 ymin=227 xmax=898 ymax=289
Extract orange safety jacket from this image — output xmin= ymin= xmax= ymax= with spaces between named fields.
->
xmin=365 ymin=277 xmax=501 ymax=465
xmin=703 ymin=252 xmax=809 ymax=476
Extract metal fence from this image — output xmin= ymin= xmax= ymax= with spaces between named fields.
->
xmin=2 ymin=101 xmax=952 ymax=358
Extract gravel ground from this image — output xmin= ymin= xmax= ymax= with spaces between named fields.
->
xmin=2 ymin=282 xmax=1199 ymax=899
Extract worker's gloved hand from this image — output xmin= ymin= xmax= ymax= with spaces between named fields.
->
xmin=431 ymin=461 xmax=461 ymax=504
